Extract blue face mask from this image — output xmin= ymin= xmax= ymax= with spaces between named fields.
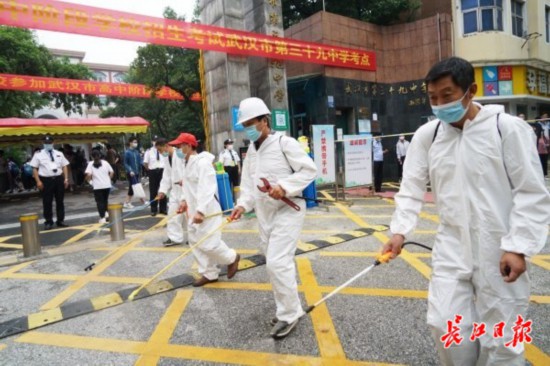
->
xmin=431 ymin=90 xmax=471 ymax=124
xmin=162 ymin=151 xmax=169 ymax=157
xmin=245 ymin=125 xmax=261 ymax=142
xmin=175 ymin=149 xmax=185 ymax=159
xmin=43 ymin=144 xmax=53 ymax=151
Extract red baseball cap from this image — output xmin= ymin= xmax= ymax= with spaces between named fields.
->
xmin=168 ymin=133 xmax=198 ymax=147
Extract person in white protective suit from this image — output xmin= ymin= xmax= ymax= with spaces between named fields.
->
xmin=230 ymin=97 xmax=317 ymax=339
xmin=383 ymin=57 xmax=550 ymax=365
xmin=175 ymin=133 xmax=240 ymax=287
xmin=156 ymin=137 xmax=188 ymax=246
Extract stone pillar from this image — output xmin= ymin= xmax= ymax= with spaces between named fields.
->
xmin=199 ymin=0 xmax=250 ymax=154
xmin=243 ymin=0 xmax=289 ymax=124
xmin=200 ymin=0 xmax=290 ymax=153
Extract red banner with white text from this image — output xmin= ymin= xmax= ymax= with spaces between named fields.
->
xmin=0 ymin=0 xmax=376 ymax=71
xmin=0 ymin=73 xmax=201 ymax=101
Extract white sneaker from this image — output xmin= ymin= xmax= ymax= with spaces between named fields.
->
xmin=98 ymin=218 xmax=107 ymax=224
xmin=123 ymin=202 xmax=134 ymax=209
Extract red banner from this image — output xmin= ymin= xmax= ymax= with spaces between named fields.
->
xmin=0 ymin=73 xmax=201 ymax=101
xmin=0 ymin=0 xmax=376 ymax=71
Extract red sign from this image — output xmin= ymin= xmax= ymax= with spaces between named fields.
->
xmin=0 ymin=0 xmax=376 ymax=71
xmin=0 ymin=73 xmax=201 ymax=101
xmin=498 ymin=66 xmax=512 ymax=81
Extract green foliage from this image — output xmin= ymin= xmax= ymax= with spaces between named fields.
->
xmin=101 ymin=7 xmax=204 ymax=142
xmin=282 ymin=0 xmax=419 ymax=28
xmin=0 ymin=26 xmax=98 ymax=118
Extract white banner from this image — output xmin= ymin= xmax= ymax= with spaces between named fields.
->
xmin=344 ymin=135 xmax=372 ymax=187
xmin=312 ymin=125 xmax=336 ymax=185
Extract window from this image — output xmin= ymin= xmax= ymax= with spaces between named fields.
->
xmin=511 ymin=0 xmax=524 ymax=37
xmin=92 ymin=71 xmax=107 ymax=82
xmin=546 ymin=6 xmax=550 ymax=43
xmin=462 ymin=0 xmax=503 ymax=35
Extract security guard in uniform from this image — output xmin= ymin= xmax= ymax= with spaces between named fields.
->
xmin=143 ymin=136 xmax=167 ymax=216
xmin=31 ymin=135 xmax=70 ymax=230
xmin=218 ymin=139 xmax=241 ymax=197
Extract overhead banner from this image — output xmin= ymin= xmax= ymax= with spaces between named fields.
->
xmin=0 ymin=73 xmax=201 ymax=101
xmin=312 ymin=125 xmax=336 ymax=185
xmin=343 ymin=135 xmax=372 ymax=187
xmin=0 ymin=0 xmax=376 ymax=71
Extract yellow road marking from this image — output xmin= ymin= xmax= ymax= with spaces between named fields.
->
xmin=323 ymin=191 xmax=432 ymax=280
xmin=16 ymin=331 xmax=332 ymax=365
xmin=39 ymin=216 xmax=170 ymax=310
xmin=135 ymin=290 xmax=193 ymax=366
xmin=0 ymin=261 xmax=34 ymax=277
xmin=525 ymin=343 xmax=550 ymax=366
xmin=414 ymin=230 xmax=437 ymax=235
xmin=90 ymin=246 xmax=259 ymax=255
xmin=0 ymin=243 xmax=22 ymax=249
xmin=531 ymin=258 xmax=550 ymax=271
xmin=61 ymin=223 xmax=104 ymax=246
xmin=297 ymin=258 xmax=347 ymax=360
xmin=419 ymin=211 xmax=440 ymax=224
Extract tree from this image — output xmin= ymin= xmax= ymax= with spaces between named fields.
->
xmin=282 ymin=0 xmax=420 ymax=29
xmin=101 ymin=8 xmax=204 ymax=141
xmin=0 ymin=26 xmax=97 ymax=118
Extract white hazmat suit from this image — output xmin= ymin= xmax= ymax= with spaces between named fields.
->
xmin=158 ymin=152 xmax=187 ymax=244
xmin=391 ymin=104 xmax=550 ymax=365
xmin=238 ymin=132 xmax=317 ymax=323
xmin=181 ymin=152 xmax=237 ymax=280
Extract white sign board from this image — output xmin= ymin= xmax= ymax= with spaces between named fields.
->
xmin=343 ymin=135 xmax=372 ymax=187
xmin=312 ymin=125 xmax=336 ymax=185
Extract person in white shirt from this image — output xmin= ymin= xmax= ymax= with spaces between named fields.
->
xmin=30 ymin=135 xmax=70 ymax=230
xmin=218 ymin=139 xmax=241 ymax=199
xmin=85 ymin=150 xmax=114 ymax=224
xmin=395 ymin=134 xmax=410 ymax=180
xmin=143 ymin=137 xmax=167 ymax=216
xmin=157 ymin=140 xmax=187 ymax=246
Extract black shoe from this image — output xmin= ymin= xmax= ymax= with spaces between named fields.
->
xmin=151 ymin=212 xmax=157 ymax=217
xmin=163 ymin=238 xmax=181 ymax=247
xmin=56 ymin=221 xmax=68 ymax=228
xmin=160 ymin=211 xmax=168 ymax=215
xmin=270 ymin=318 xmax=300 ymax=339
xmin=44 ymin=223 xmax=53 ymax=231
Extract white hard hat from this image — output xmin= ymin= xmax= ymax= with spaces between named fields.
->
xmin=237 ymin=97 xmax=271 ymax=125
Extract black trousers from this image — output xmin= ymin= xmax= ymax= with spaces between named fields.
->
xmin=40 ymin=175 xmax=65 ymax=224
xmin=224 ymin=166 xmax=240 ymax=188
xmin=94 ymin=188 xmax=110 ymax=218
xmin=373 ymin=161 xmax=384 ymax=192
xmin=148 ymin=169 xmax=167 ymax=213
xmin=398 ymin=156 xmax=406 ymax=179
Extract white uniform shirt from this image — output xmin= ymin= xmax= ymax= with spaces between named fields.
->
xmin=143 ymin=147 xmax=164 ymax=170
xmin=30 ymin=149 xmax=69 ymax=177
xmin=159 ymin=153 xmax=184 ymax=198
xmin=85 ymin=160 xmax=113 ymax=190
xmin=218 ymin=149 xmax=240 ymax=167
xmin=396 ymin=140 xmax=410 ymax=159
